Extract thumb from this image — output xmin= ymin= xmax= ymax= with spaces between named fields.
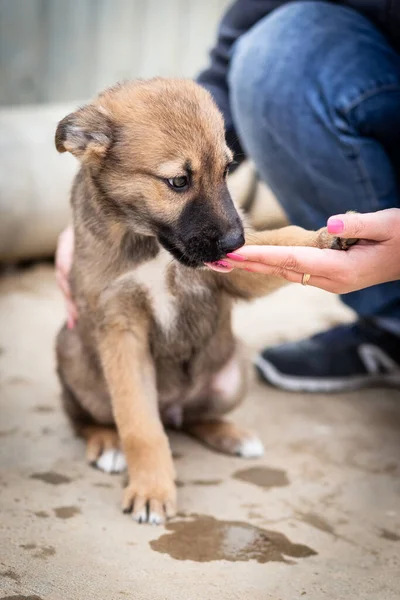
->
xmin=327 ymin=209 xmax=397 ymax=241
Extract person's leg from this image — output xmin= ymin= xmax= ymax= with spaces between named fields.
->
xmin=228 ymin=1 xmax=400 ymax=391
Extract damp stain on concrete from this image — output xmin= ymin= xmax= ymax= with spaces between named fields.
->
xmin=296 ymin=512 xmax=335 ymax=536
xmin=176 ymin=479 xmax=222 ymax=488
xmin=30 ymin=471 xmax=71 ymax=485
xmin=248 ymin=510 xmax=265 ymax=520
xmin=4 ymin=376 xmax=30 ymax=386
xmin=54 ymin=506 xmax=81 ymax=519
xmin=40 ymin=427 xmax=54 ymax=436
xmin=0 ymin=568 xmax=20 ymax=582
xmin=380 ymin=528 xmax=400 ymax=542
xmin=233 ymin=466 xmax=289 ymax=490
xmin=150 ymin=515 xmax=317 ymax=563
xmin=20 ymin=544 xmax=55 ymax=560
xmin=93 ymin=482 xmax=113 ymax=488
xmin=33 ymin=405 xmax=54 ymax=413
xmin=33 ymin=546 xmax=56 ymax=560
xmin=0 ymin=596 xmax=43 ymax=600
xmin=0 ymin=427 xmax=18 ymax=437
xmin=192 ymin=479 xmax=222 ymax=486
xmin=33 ymin=511 xmax=49 ymax=518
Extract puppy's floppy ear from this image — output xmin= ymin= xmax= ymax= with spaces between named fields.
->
xmin=55 ymin=105 xmax=113 ymax=165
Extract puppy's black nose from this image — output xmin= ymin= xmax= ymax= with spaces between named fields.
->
xmin=219 ymin=230 xmax=245 ymax=254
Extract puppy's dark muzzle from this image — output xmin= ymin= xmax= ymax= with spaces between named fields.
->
xmin=179 ymin=224 xmax=244 ymax=265
xmin=157 ymin=194 xmax=245 ymax=267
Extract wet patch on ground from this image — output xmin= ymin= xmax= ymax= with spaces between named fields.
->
xmin=0 ymin=428 xmax=18 ymax=437
xmin=150 ymin=514 xmax=316 ymax=563
xmin=296 ymin=511 xmax=336 ymax=536
xmin=3 ymin=376 xmax=31 ymax=386
xmin=380 ymin=528 xmax=400 ymax=542
xmin=20 ymin=544 xmax=55 ymax=560
xmin=33 ymin=546 xmax=56 ymax=560
xmin=1 ymin=596 xmax=43 ymax=600
xmin=233 ymin=466 xmax=289 ymax=490
xmin=0 ymin=569 xmax=21 ymax=582
xmin=176 ymin=479 xmax=222 ymax=488
xmin=30 ymin=472 xmax=71 ymax=485
xmin=93 ymin=482 xmax=113 ymax=488
xmin=54 ymin=506 xmax=81 ymax=519
xmin=32 ymin=405 xmax=54 ymax=413
xmin=247 ymin=510 xmax=265 ymax=520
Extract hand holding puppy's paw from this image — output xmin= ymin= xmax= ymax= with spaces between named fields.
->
xmin=317 ymin=227 xmax=358 ymax=251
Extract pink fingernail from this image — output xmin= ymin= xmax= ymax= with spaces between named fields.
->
xmin=327 ymin=218 xmax=344 ymax=234
xmin=226 ymin=252 xmax=245 ymax=262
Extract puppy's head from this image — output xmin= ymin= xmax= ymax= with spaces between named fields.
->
xmin=56 ymin=78 xmax=244 ymax=267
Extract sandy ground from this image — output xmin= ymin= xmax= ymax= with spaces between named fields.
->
xmin=0 ymin=264 xmax=399 ymax=600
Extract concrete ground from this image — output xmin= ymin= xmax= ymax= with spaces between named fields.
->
xmin=0 ymin=264 xmax=399 ymax=600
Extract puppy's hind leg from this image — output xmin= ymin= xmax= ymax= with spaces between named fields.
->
xmin=187 ymin=421 xmax=264 ymax=458
xmin=81 ymin=424 xmax=127 ymax=474
xmin=57 ymin=325 xmax=126 ymax=474
xmin=60 ymin=381 xmax=126 ymax=474
xmin=184 ymin=355 xmax=264 ymax=458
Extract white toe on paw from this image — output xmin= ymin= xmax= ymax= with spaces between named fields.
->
xmin=132 ymin=509 xmax=147 ymax=524
xmin=236 ymin=437 xmax=264 ymax=458
xmin=148 ymin=512 xmax=164 ymax=526
xmin=96 ymin=449 xmax=127 ymax=473
xmin=113 ymin=451 xmax=128 ymax=472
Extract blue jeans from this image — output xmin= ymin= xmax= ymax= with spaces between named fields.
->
xmin=229 ymin=1 xmax=400 ymax=321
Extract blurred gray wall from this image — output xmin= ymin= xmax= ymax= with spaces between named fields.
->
xmin=0 ymin=0 xmax=234 ymax=261
xmin=0 ymin=0 xmax=230 ymax=106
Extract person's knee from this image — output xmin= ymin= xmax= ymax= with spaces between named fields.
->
xmin=228 ymin=2 xmax=331 ymax=143
xmin=228 ymin=1 xmax=393 ymax=144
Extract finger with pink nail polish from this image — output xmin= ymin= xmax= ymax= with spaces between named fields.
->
xmin=226 ymin=252 xmax=245 ymax=262
xmin=327 ymin=218 xmax=344 ymax=234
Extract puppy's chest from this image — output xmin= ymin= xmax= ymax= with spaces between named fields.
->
xmin=132 ymin=251 xmax=211 ymax=338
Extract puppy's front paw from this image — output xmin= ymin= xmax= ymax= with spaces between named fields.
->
xmin=122 ymin=443 xmax=177 ymax=525
xmin=317 ymin=228 xmax=358 ymax=251
xmin=122 ymin=473 xmax=177 ymax=525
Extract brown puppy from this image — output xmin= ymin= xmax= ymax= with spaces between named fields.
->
xmin=55 ymin=78 xmax=349 ymax=525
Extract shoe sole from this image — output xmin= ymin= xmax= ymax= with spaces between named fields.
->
xmin=254 ymin=355 xmax=400 ymax=393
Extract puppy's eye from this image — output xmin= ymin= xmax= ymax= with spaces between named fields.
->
xmin=167 ymin=176 xmax=189 ymax=190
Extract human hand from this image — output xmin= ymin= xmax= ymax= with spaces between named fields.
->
xmin=223 ymin=209 xmax=400 ymax=294
xmin=55 ymin=225 xmax=77 ymax=328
